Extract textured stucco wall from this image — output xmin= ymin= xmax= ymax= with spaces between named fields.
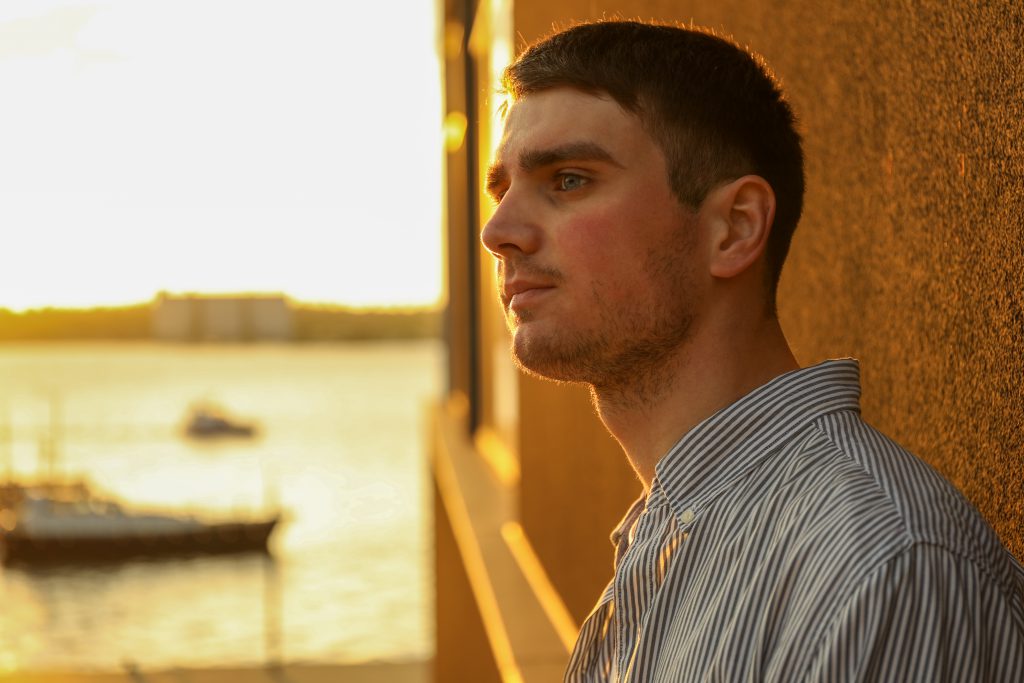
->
xmin=512 ymin=0 xmax=1023 ymax=563
xmin=738 ymin=0 xmax=1024 ymax=558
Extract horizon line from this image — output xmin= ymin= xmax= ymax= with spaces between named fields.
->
xmin=0 ymin=292 xmax=445 ymax=315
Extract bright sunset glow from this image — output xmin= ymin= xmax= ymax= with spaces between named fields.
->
xmin=0 ymin=0 xmax=444 ymax=311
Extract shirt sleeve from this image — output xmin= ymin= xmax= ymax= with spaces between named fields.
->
xmin=804 ymin=543 xmax=1024 ymax=682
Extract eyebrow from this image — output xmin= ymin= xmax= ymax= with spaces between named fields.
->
xmin=485 ymin=141 xmax=623 ymax=199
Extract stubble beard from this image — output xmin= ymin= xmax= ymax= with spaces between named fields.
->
xmin=509 ymin=232 xmax=698 ymax=410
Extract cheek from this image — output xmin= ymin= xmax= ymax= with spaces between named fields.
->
xmin=561 ymin=239 xmax=650 ymax=307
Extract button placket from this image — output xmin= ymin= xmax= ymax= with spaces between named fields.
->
xmin=612 ymin=497 xmax=673 ymax=680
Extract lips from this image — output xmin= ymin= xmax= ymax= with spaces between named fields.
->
xmin=497 ymin=261 xmax=562 ymax=312
xmin=503 ymin=280 xmax=555 ymax=311
xmin=503 ymin=279 xmax=552 ymax=298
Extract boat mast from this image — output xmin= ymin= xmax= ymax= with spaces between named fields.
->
xmin=38 ymin=391 xmax=61 ymax=486
xmin=1 ymin=399 xmax=11 ymax=483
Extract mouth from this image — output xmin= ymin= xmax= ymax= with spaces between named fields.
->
xmin=509 ymin=286 xmax=554 ymax=312
xmin=502 ymin=280 xmax=556 ymax=313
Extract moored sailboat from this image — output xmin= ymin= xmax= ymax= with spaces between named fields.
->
xmin=0 ymin=483 xmax=280 ymax=565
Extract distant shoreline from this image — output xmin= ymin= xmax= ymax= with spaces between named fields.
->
xmin=0 ymin=299 xmax=442 ymax=342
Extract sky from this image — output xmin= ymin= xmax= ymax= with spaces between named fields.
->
xmin=0 ymin=0 xmax=444 ymax=311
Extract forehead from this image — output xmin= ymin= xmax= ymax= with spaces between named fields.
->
xmin=496 ymin=87 xmax=653 ymax=163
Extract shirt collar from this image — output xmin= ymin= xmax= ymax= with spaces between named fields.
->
xmin=651 ymin=359 xmax=862 ymax=524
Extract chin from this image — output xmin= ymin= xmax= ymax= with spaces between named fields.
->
xmin=510 ymin=326 xmax=595 ymax=385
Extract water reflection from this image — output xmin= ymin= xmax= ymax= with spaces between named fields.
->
xmin=2 ymin=553 xmax=278 ymax=668
xmin=0 ymin=340 xmax=439 ymax=671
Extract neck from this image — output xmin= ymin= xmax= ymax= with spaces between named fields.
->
xmin=591 ymin=315 xmax=798 ymax=491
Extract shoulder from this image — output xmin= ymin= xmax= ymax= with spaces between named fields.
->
xmin=801 ymin=411 xmax=1021 ymax=598
xmin=745 ymin=418 xmax=1024 ymax=679
xmin=709 ymin=411 xmax=1022 ymax=615
xmin=800 ymin=542 xmax=1024 ymax=681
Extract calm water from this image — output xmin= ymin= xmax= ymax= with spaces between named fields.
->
xmin=0 ymin=340 xmax=442 ymax=672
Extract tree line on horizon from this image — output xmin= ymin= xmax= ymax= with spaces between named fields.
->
xmin=0 ymin=303 xmax=441 ymax=342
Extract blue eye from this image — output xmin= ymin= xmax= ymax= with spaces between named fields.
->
xmin=557 ymin=174 xmax=587 ymax=191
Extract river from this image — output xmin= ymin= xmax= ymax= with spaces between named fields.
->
xmin=0 ymin=340 xmax=442 ymax=672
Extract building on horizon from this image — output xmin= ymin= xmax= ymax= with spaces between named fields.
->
xmin=151 ymin=292 xmax=294 ymax=342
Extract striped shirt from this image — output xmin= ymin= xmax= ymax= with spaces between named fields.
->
xmin=565 ymin=359 xmax=1024 ymax=681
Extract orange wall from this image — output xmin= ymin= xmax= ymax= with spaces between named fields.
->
xmin=507 ymin=0 xmax=1024 ymax=587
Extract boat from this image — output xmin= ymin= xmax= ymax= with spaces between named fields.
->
xmin=184 ymin=403 xmax=258 ymax=438
xmin=0 ymin=484 xmax=280 ymax=565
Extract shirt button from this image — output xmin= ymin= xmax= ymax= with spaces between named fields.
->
xmin=680 ymin=508 xmax=695 ymax=524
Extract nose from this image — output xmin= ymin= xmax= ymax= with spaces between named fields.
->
xmin=480 ymin=190 xmax=541 ymax=258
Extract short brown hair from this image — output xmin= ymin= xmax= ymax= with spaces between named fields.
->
xmin=502 ymin=21 xmax=805 ymax=302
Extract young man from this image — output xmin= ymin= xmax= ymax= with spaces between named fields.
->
xmin=481 ymin=21 xmax=1024 ymax=682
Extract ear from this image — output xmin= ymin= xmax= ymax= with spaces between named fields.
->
xmin=702 ymin=175 xmax=776 ymax=279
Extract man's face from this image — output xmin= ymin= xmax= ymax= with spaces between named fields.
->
xmin=481 ymin=87 xmax=706 ymax=390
